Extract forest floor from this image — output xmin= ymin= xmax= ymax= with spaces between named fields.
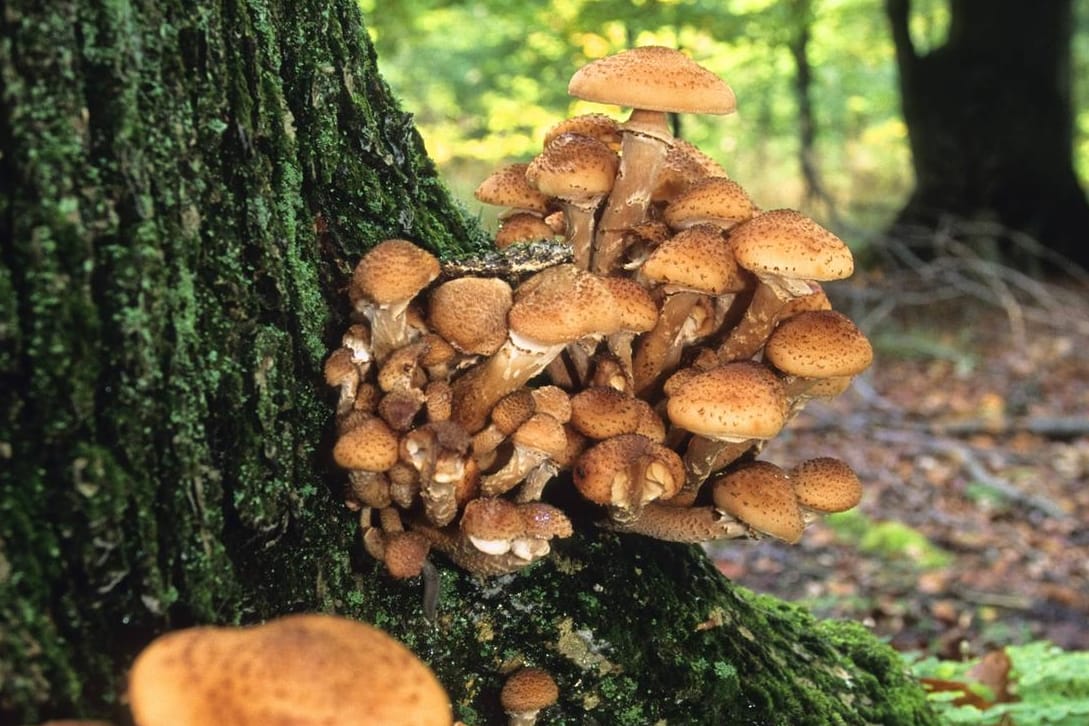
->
xmin=707 ymin=252 xmax=1089 ymax=661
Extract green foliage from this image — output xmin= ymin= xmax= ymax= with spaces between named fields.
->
xmin=910 ymin=642 xmax=1089 ymax=725
xmin=825 ymin=510 xmax=953 ymax=569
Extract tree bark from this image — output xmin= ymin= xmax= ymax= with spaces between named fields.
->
xmin=0 ymin=1 xmax=935 ymax=723
xmin=885 ymin=0 xmax=1089 ymax=271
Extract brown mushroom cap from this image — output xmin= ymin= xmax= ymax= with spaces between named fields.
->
xmin=500 ymin=667 xmax=560 ymax=720
xmin=764 ymin=310 xmax=873 ymax=379
xmin=789 ymin=457 xmax=863 ymax=513
xmin=543 ymin=113 xmax=622 ymax=150
xmin=641 ymin=225 xmax=745 ymax=295
xmin=383 ymin=530 xmax=432 ymax=579
xmin=518 ymin=502 xmax=574 ymax=539
xmin=429 ymin=277 xmax=514 ymax=356
xmin=730 ymin=209 xmax=854 ymax=286
xmin=573 ymin=433 xmax=684 ymax=508
xmin=568 ymin=46 xmax=736 ymax=115
xmin=662 ymin=177 xmax=756 ymax=230
xmin=508 ymin=265 xmax=622 ymax=347
xmin=597 ymin=275 xmax=659 ymax=333
xmin=496 ymin=213 xmax=560 ymax=249
xmin=333 ymin=415 xmax=400 ymax=471
xmin=350 ymin=238 xmax=441 ymax=307
xmin=711 ymin=461 xmax=805 ymax=543
xmin=474 ymin=163 xmax=551 ymax=214
xmin=666 ymin=361 xmax=787 ymax=441
xmin=569 ymin=386 xmax=642 ymax=440
xmin=460 ymin=497 xmax=525 ymax=554
xmin=128 ymin=613 xmax=453 ymax=726
xmin=525 ymin=133 xmax=619 ymax=203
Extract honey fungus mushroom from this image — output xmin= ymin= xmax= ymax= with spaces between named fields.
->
xmin=128 ymin=613 xmax=453 ymax=726
xmin=500 ymin=667 xmax=560 ymax=726
xmin=568 ymin=46 xmax=737 ymax=274
xmin=349 ymin=239 xmax=441 ymax=362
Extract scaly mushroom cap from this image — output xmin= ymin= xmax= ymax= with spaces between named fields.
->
xmin=429 ymin=277 xmax=514 ymax=356
xmin=519 ymin=502 xmax=574 ymax=539
xmin=474 ymin=163 xmax=551 ymax=214
xmin=653 ymin=140 xmax=729 ymax=202
xmin=530 ymin=385 xmax=572 ymax=423
xmin=496 ymin=213 xmax=560 ymax=249
xmin=662 ymin=177 xmax=756 ymax=230
xmin=460 ymin=497 xmax=525 ymax=554
xmin=569 ymin=387 xmax=642 ymax=440
xmin=543 ymin=113 xmax=622 ymax=150
xmin=568 ymin=46 xmax=736 ymax=115
xmin=350 ymin=238 xmax=440 ymax=308
xmin=573 ymin=434 xmax=684 ymax=507
xmin=383 ymin=530 xmax=432 ymax=579
xmin=511 ymin=412 xmax=569 ymax=461
xmin=500 ymin=667 xmax=560 ymax=726
xmin=789 ymin=457 xmax=863 ymax=513
xmin=666 ymin=361 xmax=787 ymax=441
xmin=509 ymin=265 xmax=622 ymax=347
xmin=764 ymin=309 xmax=874 ymax=378
xmin=730 ymin=209 xmax=854 ymax=286
xmin=333 ymin=414 xmax=400 ymax=471
xmin=641 ymin=225 xmax=746 ymax=295
xmin=711 ymin=461 xmax=805 ymax=543
xmin=525 ymin=133 xmax=619 ymax=203
xmin=128 ymin=613 xmax=453 ymax=726
xmin=598 ymin=275 xmax=659 ymax=333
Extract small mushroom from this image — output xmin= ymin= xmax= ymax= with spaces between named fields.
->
xmin=429 ymin=276 xmax=514 ymax=357
xmin=500 ymin=667 xmax=559 ymax=726
xmin=128 ymin=614 xmax=453 ymax=726
xmin=788 ymin=456 xmax=863 ymax=523
xmin=450 ymin=265 xmax=620 ymax=433
xmin=349 ymin=239 xmax=440 ymax=362
xmin=718 ymin=210 xmax=853 ymax=362
xmin=573 ymin=433 xmax=685 ymax=524
xmin=402 ymin=421 xmax=478 ymax=527
xmin=710 ymin=461 xmax=805 ymax=543
xmin=526 ymin=133 xmax=619 ymax=270
xmin=662 ymin=176 xmax=756 ymax=230
xmin=332 ymin=414 xmax=400 ymax=473
xmin=666 ymin=361 xmax=788 ymax=501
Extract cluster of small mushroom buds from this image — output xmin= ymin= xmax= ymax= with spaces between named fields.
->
xmin=325 ymin=47 xmax=874 ymax=578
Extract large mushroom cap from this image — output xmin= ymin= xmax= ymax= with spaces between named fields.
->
xmin=568 ymin=46 xmax=736 ymax=115
xmin=128 ymin=613 xmax=453 ymax=726
xmin=662 ymin=177 xmax=756 ymax=230
xmin=666 ymin=361 xmax=787 ymax=440
xmin=429 ymin=276 xmax=513 ymax=356
xmin=711 ymin=461 xmax=805 ymax=543
xmin=526 ymin=133 xmax=619 ymax=202
xmin=730 ymin=209 xmax=854 ymax=284
xmin=350 ymin=238 xmax=441 ymax=307
xmin=641 ymin=224 xmax=746 ymax=294
xmin=508 ymin=265 xmax=622 ymax=346
xmin=764 ymin=309 xmax=873 ymax=378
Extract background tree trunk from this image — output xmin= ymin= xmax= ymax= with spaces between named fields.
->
xmin=885 ymin=0 xmax=1089 ymax=271
xmin=0 ymin=1 xmax=935 ymax=723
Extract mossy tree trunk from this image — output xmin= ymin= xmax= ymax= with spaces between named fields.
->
xmin=0 ymin=1 xmax=935 ymax=723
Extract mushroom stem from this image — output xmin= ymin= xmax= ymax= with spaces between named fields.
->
xmin=561 ymin=200 xmax=599 ymax=270
xmin=450 ymin=337 xmax=564 ymax=434
xmin=677 ymin=437 xmax=754 ymax=503
xmin=715 ymin=283 xmax=789 ymax=362
xmin=606 ymin=503 xmax=748 ymax=543
xmin=592 ymin=111 xmax=672 ymax=274
xmin=631 ymin=291 xmax=700 ymax=395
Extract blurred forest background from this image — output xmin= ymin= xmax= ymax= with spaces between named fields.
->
xmin=361 ymin=0 xmax=1089 ymax=272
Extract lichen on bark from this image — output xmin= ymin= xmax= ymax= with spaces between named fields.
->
xmin=0 ymin=0 xmax=934 ymax=723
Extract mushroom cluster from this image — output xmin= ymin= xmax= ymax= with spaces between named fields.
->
xmin=326 ymin=46 xmax=873 ymax=578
